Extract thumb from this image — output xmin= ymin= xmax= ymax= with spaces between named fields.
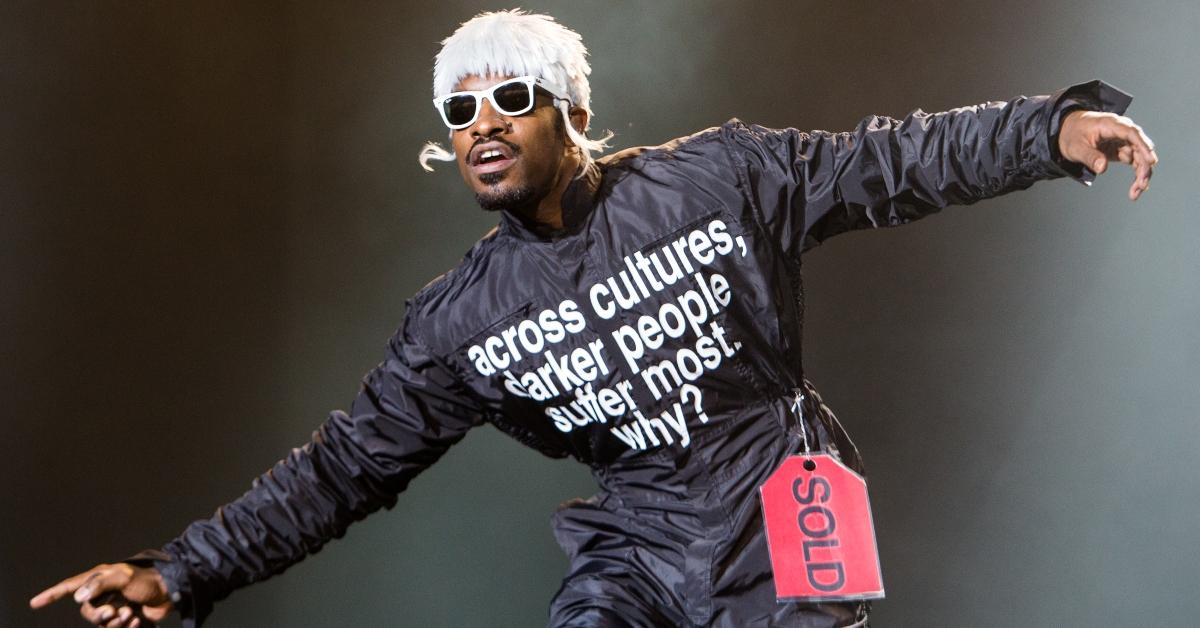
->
xmin=1076 ymin=147 xmax=1108 ymax=174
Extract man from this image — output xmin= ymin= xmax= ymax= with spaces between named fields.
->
xmin=31 ymin=9 xmax=1157 ymax=628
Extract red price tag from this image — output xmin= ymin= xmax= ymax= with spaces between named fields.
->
xmin=759 ymin=453 xmax=885 ymax=602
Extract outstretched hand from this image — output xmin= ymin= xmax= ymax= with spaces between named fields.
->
xmin=30 ymin=563 xmax=173 ymax=627
xmin=1059 ymin=109 xmax=1159 ymax=201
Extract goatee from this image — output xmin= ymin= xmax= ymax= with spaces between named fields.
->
xmin=475 ymin=175 xmax=536 ymax=212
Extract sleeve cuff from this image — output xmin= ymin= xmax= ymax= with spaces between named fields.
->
xmin=1044 ymin=79 xmax=1134 ymax=185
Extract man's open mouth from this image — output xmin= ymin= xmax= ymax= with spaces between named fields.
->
xmin=470 ymin=141 xmax=518 ymax=175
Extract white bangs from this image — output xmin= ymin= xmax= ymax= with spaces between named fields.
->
xmin=421 ymin=9 xmax=611 ymax=173
xmin=433 ymin=9 xmax=592 ymax=114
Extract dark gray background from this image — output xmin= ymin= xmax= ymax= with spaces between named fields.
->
xmin=5 ymin=1 xmax=1197 ymax=626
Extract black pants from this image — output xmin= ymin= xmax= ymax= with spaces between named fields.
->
xmin=546 ymin=396 xmax=869 ymax=627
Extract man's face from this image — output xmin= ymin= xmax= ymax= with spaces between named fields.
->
xmin=450 ymin=74 xmax=572 ymax=212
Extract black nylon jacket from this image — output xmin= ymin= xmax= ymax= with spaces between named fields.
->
xmin=142 ymin=80 xmax=1132 ymax=627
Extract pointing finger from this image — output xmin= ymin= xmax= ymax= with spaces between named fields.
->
xmin=30 ymin=569 xmax=98 ymax=609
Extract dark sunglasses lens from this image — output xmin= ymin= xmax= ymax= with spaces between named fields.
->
xmin=444 ymin=95 xmax=478 ymax=126
xmin=493 ymin=82 xmax=534 ymax=114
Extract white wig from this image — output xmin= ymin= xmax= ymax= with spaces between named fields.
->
xmin=418 ymin=9 xmax=612 ymax=174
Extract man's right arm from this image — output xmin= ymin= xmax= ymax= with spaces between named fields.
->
xmin=33 ymin=308 xmax=484 ymax=626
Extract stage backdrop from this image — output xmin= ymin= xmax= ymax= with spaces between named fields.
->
xmin=4 ymin=1 xmax=1197 ymax=626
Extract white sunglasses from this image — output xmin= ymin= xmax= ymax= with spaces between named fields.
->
xmin=433 ymin=76 xmax=570 ymax=130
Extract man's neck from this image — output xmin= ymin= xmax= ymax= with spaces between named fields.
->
xmin=512 ymin=152 xmax=596 ymax=236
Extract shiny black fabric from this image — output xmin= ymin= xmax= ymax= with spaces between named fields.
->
xmin=148 ymin=80 xmax=1131 ymax=627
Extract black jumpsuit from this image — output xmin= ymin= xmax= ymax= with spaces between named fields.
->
xmin=136 ymin=80 xmax=1131 ymax=627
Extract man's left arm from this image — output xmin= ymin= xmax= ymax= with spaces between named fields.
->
xmin=727 ymin=80 xmax=1158 ymax=255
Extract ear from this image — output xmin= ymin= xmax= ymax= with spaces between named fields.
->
xmin=568 ymin=106 xmax=589 ymax=136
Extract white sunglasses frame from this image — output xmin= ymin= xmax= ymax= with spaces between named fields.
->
xmin=433 ymin=76 xmax=571 ymax=130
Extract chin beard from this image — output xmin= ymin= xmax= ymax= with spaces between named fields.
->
xmin=475 ymin=174 xmax=536 ymax=213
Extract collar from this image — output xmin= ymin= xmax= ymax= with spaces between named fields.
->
xmin=498 ymin=161 xmax=602 ymax=242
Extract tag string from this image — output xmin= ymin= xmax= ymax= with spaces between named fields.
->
xmin=790 ymin=265 xmax=813 ymax=458
xmin=791 ymin=387 xmax=811 ymax=456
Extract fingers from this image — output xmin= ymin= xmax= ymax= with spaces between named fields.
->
xmin=82 ymin=595 xmax=145 ymax=627
xmin=81 ymin=598 xmax=116 ymax=624
xmin=30 ymin=568 xmax=102 ymax=609
xmin=1075 ymin=118 xmax=1155 ymax=200
xmin=1119 ymin=123 xmax=1154 ymax=200
xmin=1131 ymin=157 xmax=1151 ymax=200
xmin=33 ymin=564 xmax=164 ymax=626
xmin=105 ymin=605 xmax=134 ymax=628
xmin=82 ymin=597 xmax=137 ymax=626
xmin=1096 ymin=115 xmax=1158 ymax=201
xmin=1129 ymin=141 xmax=1153 ymax=200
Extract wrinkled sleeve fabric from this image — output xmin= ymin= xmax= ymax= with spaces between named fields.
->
xmin=143 ymin=309 xmax=483 ymax=627
xmin=724 ymin=79 xmax=1133 ymax=256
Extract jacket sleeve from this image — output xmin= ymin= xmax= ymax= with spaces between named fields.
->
xmin=142 ymin=309 xmax=484 ymax=626
xmin=723 ymin=80 xmax=1133 ymax=256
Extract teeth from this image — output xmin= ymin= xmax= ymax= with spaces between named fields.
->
xmin=480 ymin=149 xmax=502 ymax=160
